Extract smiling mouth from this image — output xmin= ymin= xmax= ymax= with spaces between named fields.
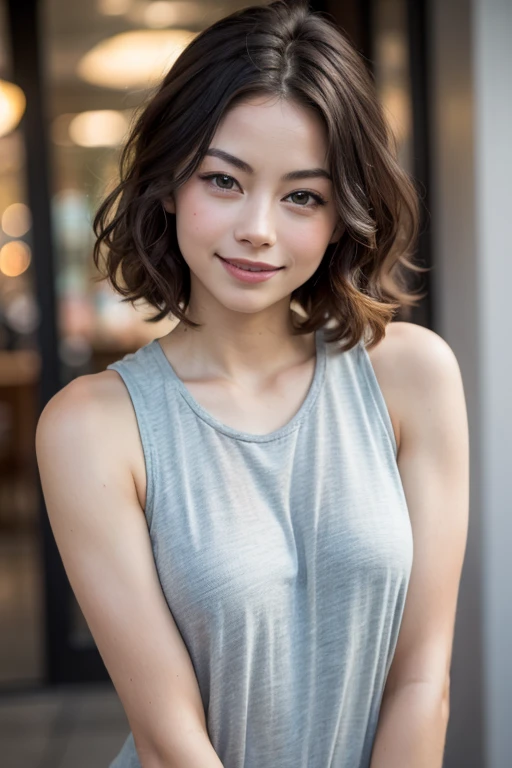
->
xmin=216 ymin=254 xmax=284 ymax=272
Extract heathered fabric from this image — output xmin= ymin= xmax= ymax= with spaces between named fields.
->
xmin=106 ymin=327 xmax=413 ymax=768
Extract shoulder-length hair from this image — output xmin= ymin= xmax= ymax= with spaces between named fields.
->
xmin=93 ymin=0 xmax=426 ymax=352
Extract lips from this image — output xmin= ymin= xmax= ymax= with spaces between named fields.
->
xmin=216 ymin=254 xmax=282 ymax=271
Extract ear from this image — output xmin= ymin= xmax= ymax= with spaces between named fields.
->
xmin=162 ymin=195 xmax=175 ymax=214
xmin=329 ymin=219 xmax=344 ymax=244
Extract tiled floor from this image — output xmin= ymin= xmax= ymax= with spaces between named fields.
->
xmin=0 ymin=683 xmax=131 ymax=767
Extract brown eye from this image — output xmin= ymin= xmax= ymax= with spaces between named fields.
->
xmin=290 ymin=191 xmax=310 ymax=206
xmin=286 ymin=190 xmax=327 ymax=208
xmin=215 ymin=175 xmax=235 ymax=189
xmin=200 ymin=173 xmax=238 ymax=191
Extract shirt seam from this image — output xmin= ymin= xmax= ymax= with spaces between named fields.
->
xmin=358 ymin=342 xmax=398 ymax=458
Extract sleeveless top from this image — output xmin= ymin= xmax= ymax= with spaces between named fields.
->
xmin=106 ymin=327 xmax=413 ymax=768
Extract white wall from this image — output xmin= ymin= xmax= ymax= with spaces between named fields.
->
xmin=429 ymin=0 xmax=512 ymax=765
xmin=473 ymin=1 xmax=512 ymax=766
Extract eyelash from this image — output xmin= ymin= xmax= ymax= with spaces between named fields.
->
xmin=198 ymin=173 xmax=328 ymax=209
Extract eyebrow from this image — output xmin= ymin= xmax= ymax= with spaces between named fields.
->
xmin=204 ymin=148 xmax=332 ymax=182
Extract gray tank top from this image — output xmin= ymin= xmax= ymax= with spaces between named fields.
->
xmin=106 ymin=327 xmax=412 ymax=768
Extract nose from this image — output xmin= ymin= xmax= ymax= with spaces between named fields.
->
xmin=233 ymin=195 xmax=277 ymax=249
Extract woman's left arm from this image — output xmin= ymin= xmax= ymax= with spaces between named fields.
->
xmin=369 ymin=323 xmax=470 ymax=768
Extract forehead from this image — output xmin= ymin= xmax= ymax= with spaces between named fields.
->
xmin=209 ymin=96 xmax=330 ymax=170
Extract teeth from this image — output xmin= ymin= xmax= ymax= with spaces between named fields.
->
xmin=228 ymin=261 xmax=268 ymax=272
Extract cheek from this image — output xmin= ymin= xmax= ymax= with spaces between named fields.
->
xmin=177 ymin=187 xmax=228 ymax=244
xmin=286 ymin=220 xmax=332 ymax=264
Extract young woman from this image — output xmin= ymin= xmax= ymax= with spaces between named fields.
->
xmin=35 ymin=2 xmax=469 ymax=767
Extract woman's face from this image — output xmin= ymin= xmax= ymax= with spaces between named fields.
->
xmin=163 ymin=95 xmax=342 ymax=320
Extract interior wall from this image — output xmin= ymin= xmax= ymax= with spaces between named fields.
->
xmin=429 ymin=0 xmax=512 ymax=765
xmin=428 ymin=1 xmax=483 ymax=766
xmin=472 ymin=0 xmax=512 ymax=765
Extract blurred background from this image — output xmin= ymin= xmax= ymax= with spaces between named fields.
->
xmin=0 ymin=0 xmax=509 ymax=766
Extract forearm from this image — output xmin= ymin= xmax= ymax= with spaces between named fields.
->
xmin=369 ymin=681 xmax=449 ymax=768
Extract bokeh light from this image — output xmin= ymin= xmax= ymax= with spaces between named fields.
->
xmin=76 ymin=29 xmax=196 ymax=89
xmin=68 ymin=110 xmax=129 ymax=147
xmin=0 ymin=240 xmax=31 ymax=277
xmin=1 ymin=203 xmax=32 ymax=238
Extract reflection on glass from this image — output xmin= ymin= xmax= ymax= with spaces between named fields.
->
xmin=0 ymin=0 xmax=42 ymax=686
xmin=0 ymin=240 xmax=31 ymax=276
xmin=68 ymin=110 xmax=130 ymax=147
xmin=44 ymin=0 xmax=269 ymax=647
xmin=77 ymin=29 xmax=197 ymax=89
xmin=2 ymin=202 xmax=31 ymax=237
xmin=46 ymin=0 xmax=270 ymax=379
xmin=372 ymin=0 xmax=413 ymax=173
xmin=0 ymin=78 xmax=26 ymax=137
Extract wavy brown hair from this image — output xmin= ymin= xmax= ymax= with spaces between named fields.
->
xmin=92 ymin=0 xmax=427 ymax=352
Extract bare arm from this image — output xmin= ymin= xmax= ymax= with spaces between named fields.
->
xmin=35 ymin=374 xmax=224 ymax=768
xmin=369 ymin=323 xmax=469 ymax=767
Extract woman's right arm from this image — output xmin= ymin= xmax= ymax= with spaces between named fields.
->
xmin=35 ymin=374 xmax=224 ymax=768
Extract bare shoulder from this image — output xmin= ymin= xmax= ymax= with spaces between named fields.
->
xmin=43 ymin=368 xmax=128 ymax=406
xmin=367 ymin=321 xmax=461 ymax=379
xmin=36 ymin=370 xmax=145 ymax=505
xmin=365 ymin=321 xmax=464 ymax=452
xmin=37 ymin=370 xmax=133 ymax=444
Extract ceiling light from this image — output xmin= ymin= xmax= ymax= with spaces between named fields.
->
xmin=76 ymin=29 xmax=196 ymax=90
xmin=144 ymin=1 xmax=180 ymax=28
xmin=97 ymin=0 xmax=132 ymax=16
xmin=68 ymin=110 xmax=129 ymax=147
xmin=127 ymin=1 xmax=206 ymax=27
xmin=0 ymin=79 xmax=26 ymax=138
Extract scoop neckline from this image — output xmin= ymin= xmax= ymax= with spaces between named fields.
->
xmin=151 ymin=328 xmax=327 ymax=443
